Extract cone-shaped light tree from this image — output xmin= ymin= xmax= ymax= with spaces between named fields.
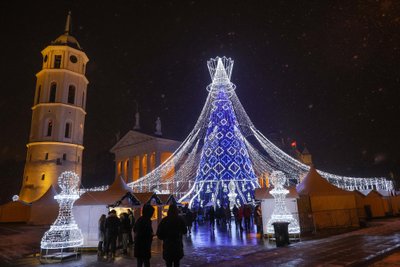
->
xmin=189 ymin=58 xmax=258 ymax=209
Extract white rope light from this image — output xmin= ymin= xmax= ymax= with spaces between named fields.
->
xmin=125 ymin=56 xmax=393 ymax=205
xmin=41 ymin=171 xmax=83 ymax=249
xmin=266 ymin=171 xmax=300 ymax=235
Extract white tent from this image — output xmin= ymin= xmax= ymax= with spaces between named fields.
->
xmin=74 ymin=177 xmax=133 ymax=247
xmin=297 ymin=166 xmax=359 ymax=231
xmin=355 ymin=190 xmax=386 ymax=218
xmin=29 ymin=186 xmax=59 ymax=225
xmin=0 ymin=200 xmax=30 ymax=222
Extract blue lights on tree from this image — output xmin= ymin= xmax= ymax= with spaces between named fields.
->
xmin=190 ymin=57 xmax=258 ymax=209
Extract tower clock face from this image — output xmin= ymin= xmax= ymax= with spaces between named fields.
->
xmin=69 ymin=55 xmax=78 ymax=63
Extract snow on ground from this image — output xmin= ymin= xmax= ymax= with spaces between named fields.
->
xmin=0 ymin=223 xmax=48 ymax=264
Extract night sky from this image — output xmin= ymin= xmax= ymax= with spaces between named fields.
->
xmin=1 ymin=1 xmax=400 ymax=201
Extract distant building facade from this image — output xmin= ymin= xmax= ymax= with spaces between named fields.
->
xmin=19 ymin=13 xmax=89 ymax=202
xmin=110 ymin=130 xmax=181 ymax=183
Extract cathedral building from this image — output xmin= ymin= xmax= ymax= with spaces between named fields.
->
xmin=18 ymin=13 xmax=89 ymax=203
xmin=110 ymin=118 xmax=181 ymax=184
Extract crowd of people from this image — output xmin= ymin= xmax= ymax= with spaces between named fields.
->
xmin=97 ymin=203 xmax=263 ymax=266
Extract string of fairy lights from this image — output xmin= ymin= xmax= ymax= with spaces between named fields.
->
xmin=266 ymin=171 xmax=300 ymax=235
xmin=125 ymin=56 xmax=392 ymax=204
xmin=41 ymin=171 xmax=83 ymax=250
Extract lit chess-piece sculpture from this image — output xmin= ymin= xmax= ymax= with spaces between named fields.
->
xmin=41 ymin=171 xmax=83 ymax=251
xmin=266 ymin=171 xmax=300 ymax=235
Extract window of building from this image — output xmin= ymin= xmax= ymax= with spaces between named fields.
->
xmin=78 ymin=156 xmax=80 ymax=163
xmin=41 ymin=174 xmax=45 ymax=180
xmin=54 ymin=55 xmax=62 ymax=68
xmin=65 ymin=122 xmax=71 ymax=138
xmin=63 ymin=153 xmax=67 ymax=160
xmin=82 ymin=92 xmax=85 ymax=107
xmin=29 ymin=154 xmax=32 ymax=162
xmin=45 ymin=153 xmax=49 ymax=160
xmin=25 ymin=176 xmax=28 ymax=181
xmin=49 ymin=83 xmax=57 ymax=102
xmin=36 ymin=86 xmax=41 ymax=104
xmin=68 ymin=85 xmax=76 ymax=104
xmin=46 ymin=120 xmax=53 ymax=137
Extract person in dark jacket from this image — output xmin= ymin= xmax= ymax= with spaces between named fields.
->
xmin=157 ymin=204 xmax=187 ymax=267
xmin=97 ymin=214 xmax=106 ymax=257
xmin=104 ymin=210 xmax=120 ymax=260
xmin=208 ymin=206 xmax=215 ymax=230
xmin=119 ymin=212 xmax=131 ymax=255
xmin=134 ymin=204 xmax=155 ymax=267
xmin=184 ymin=208 xmax=194 ymax=234
xmin=128 ymin=209 xmax=135 ymax=244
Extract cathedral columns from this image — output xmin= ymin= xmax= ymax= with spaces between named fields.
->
xmin=127 ymin=157 xmax=133 ymax=182
xmin=139 ymin=155 xmax=143 ymax=178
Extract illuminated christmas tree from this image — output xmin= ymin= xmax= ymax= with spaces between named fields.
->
xmin=189 ymin=57 xmax=258 ymax=209
xmin=129 ymin=56 xmax=393 ymax=206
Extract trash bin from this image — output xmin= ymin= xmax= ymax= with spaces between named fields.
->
xmin=272 ymin=222 xmax=290 ymax=247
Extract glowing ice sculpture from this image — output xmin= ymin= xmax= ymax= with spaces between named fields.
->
xmin=266 ymin=171 xmax=300 ymax=235
xmin=41 ymin=171 xmax=83 ymax=249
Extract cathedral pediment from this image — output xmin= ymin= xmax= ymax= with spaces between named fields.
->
xmin=110 ymin=130 xmax=155 ymax=152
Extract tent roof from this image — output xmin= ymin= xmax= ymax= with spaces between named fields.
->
xmin=296 ymin=166 xmax=353 ymax=196
xmin=357 ymin=189 xmax=373 ymax=196
xmin=157 ymin=194 xmax=176 ymax=205
xmin=31 ymin=186 xmax=58 ymax=206
xmin=134 ymin=192 xmax=162 ymax=205
xmin=376 ymin=189 xmax=392 ymax=197
xmin=76 ymin=177 xmax=133 ymax=205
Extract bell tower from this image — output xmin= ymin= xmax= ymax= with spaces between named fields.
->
xmin=19 ymin=12 xmax=89 ymax=202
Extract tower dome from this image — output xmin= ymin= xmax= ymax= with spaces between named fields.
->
xmin=51 ymin=11 xmax=82 ymax=50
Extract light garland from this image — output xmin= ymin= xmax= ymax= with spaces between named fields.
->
xmin=79 ymin=185 xmax=109 ymax=195
xmin=266 ymin=171 xmax=300 ymax=235
xmin=126 ymin=56 xmax=393 ymax=205
xmin=41 ymin=171 xmax=83 ymax=249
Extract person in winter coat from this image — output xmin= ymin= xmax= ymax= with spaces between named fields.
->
xmin=208 ymin=206 xmax=215 ymax=230
xmin=157 ymin=204 xmax=187 ymax=267
xmin=119 ymin=212 xmax=131 ymax=255
xmin=128 ymin=209 xmax=135 ymax=244
xmin=243 ymin=204 xmax=252 ymax=231
xmin=184 ymin=208 xmax=194 ymax=234
xmin=134 ymin=204 xmax=155 ymax=267
xmin=236 ymin=205 xmax=244 ymax=231
xmin=104 ymin=210 xmax=120 ymax=260
xmin=254 ymin=204 xmax=263 ymax=234
xmin=97 ymin=214 xmax=106 ymax=256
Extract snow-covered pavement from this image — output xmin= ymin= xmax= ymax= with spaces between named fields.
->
xmin=2 ymin=218 xmax=400 ymax=266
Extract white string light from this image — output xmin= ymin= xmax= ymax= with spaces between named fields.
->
xmin=126 ymin=56 xmax=393 ymax=205
xmin=266 ymin=171 xmax=300 ymax=235
xmin=41 ymin=171 xmax=83 ymax=249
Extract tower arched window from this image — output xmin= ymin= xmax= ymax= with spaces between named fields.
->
xmin=49 ymin=83 xmax=57 ymax=102
xmin=68 ymin=85 xmax=76 ymax=104
xmin=41 ymin=174 xmax=45 ymax=180
xmin=46 ymin=120 xmax=53 ymax=137
xmin=65 ymin=122 xmax=72 ymax=138
xmin=36 ymin=86 xmax=41 ymax=105
xmin=54 ymin=55 xmax=62 ymax=68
